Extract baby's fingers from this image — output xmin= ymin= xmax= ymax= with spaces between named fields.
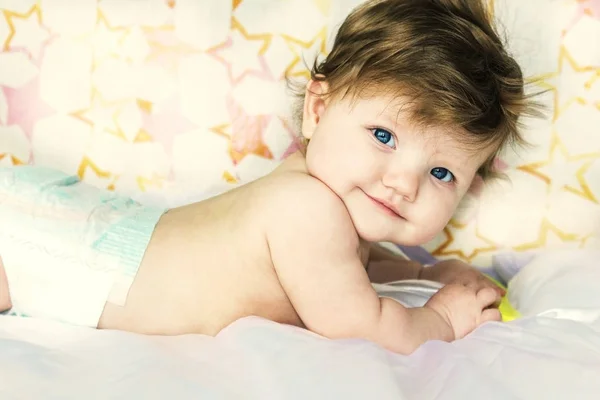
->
xmin=476 ymin=287 xmax=501 ymax=308
xmin=476 ymin=275 xmax=506 ymax=296
xmin=483 ymin=278 xmax=506 ymax=297
xmin=480 ymin=308 xmax=502 ymax=323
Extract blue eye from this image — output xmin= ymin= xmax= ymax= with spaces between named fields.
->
xmin=431 ymin=167 xmax=454 ymax=183
xmin=372 ymin=128 xmax=395 ymax=148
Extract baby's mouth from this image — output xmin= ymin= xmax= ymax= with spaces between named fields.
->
xmin=365 ymin=193 xmax=405 ymax=220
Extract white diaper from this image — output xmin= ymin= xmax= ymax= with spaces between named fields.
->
xmin=0 ymin=166 xmax=165 ymax=328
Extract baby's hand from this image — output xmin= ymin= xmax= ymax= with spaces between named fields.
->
xmin=424 ymin=284 xmax=501 ymax=340
xmin=420 ymin=259 xmax=505 ymax=298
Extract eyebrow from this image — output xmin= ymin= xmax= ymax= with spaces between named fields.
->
xmin=377 ymin=104 xmax=411 ymax=128
xmin=436 ymin=155 xmax=473 ymax=175
xmin=430 ymin=139 xmax=486 ymax=174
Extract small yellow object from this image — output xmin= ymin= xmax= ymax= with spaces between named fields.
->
xmin=485 ymin=275 xmax=521 ymax=322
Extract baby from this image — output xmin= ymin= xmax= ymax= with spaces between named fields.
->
xmin=0 ymin=0 xmax=537 ymax=354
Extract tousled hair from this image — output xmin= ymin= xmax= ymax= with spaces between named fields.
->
xmin=288 ymin=0 xmax=544 ymax=180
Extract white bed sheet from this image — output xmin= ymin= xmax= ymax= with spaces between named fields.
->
xmin=2 ymin=250 xmax=600 ymax=400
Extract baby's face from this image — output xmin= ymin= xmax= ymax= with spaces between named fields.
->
xmin=303 ymin=93 xmax=494 ymax=245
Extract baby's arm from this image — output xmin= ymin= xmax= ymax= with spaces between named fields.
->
xmin=0 ymin=256 xmax=12 ymax=312
xmin=367 ymin=243 xmax=423 ymax=283
xmin=267 ymin=178 xmax=492 ymax=354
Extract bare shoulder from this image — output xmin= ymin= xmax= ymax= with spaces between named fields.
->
xmin=263 ymin=171 xmax=359 ymax=250
xmin=262 ymin=171 xmax=381 ymax=341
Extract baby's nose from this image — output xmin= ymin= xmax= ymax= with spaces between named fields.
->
xmin=383 ymin=170 xmax=419 ymax=202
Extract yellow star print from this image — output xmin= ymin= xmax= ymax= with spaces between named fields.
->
xmin=282 ymin=27 xmax=328 ymax=79
xmin=432 ymin=220 xmax=498 ymax=263
xmin=518 ymin=133 xmax=600 ymax=203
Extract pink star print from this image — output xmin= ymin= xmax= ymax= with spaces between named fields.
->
xmin=139 ymin=94 xmax=197 ymax=155
xmin=563 ymin=0 xmax=600 ymax=36
xmin=3 ymin=73 xmax=55 ymax=141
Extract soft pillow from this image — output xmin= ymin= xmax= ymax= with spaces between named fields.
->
xmin=508 ymin=249 xmax=600 ymax=321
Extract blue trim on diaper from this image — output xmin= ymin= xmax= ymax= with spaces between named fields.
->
xmin=92 ymin=206 xmax=166 ymax=277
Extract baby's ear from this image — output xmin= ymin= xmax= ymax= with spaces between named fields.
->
xmin=301 ymin=79 xmax=329 ymax=140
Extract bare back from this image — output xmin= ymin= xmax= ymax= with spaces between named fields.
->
xmin=98 ymin=154 xmax=363 ymax=335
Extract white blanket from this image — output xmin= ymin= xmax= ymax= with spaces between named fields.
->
xmin=2 ymin=250 xmax=600 ymax=399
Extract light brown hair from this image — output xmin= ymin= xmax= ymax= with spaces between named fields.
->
xmin=288 ymin=0 xmax=543 ymax=180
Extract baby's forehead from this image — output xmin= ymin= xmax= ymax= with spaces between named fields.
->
xmin=353 ymin=95 xmax=441 ymax=134
xmin=423 ymin=131 xmax=495 ymax=172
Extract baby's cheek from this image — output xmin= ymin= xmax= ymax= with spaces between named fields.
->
xmin=418 ymin=209 xmax=454 ymax=241
xmin=415 ymin=226 xmax=443 ymax=246
xmin=396 ymin=220 xmax=441 ymax=247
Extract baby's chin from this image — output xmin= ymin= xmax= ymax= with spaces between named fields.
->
xmin=399 ymin=227 xmax=442 ymax=247
xmin=382 ymin=228 xmax=439 ymax=247
xmin=355 ymin=222 xmax=432 ymax=246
